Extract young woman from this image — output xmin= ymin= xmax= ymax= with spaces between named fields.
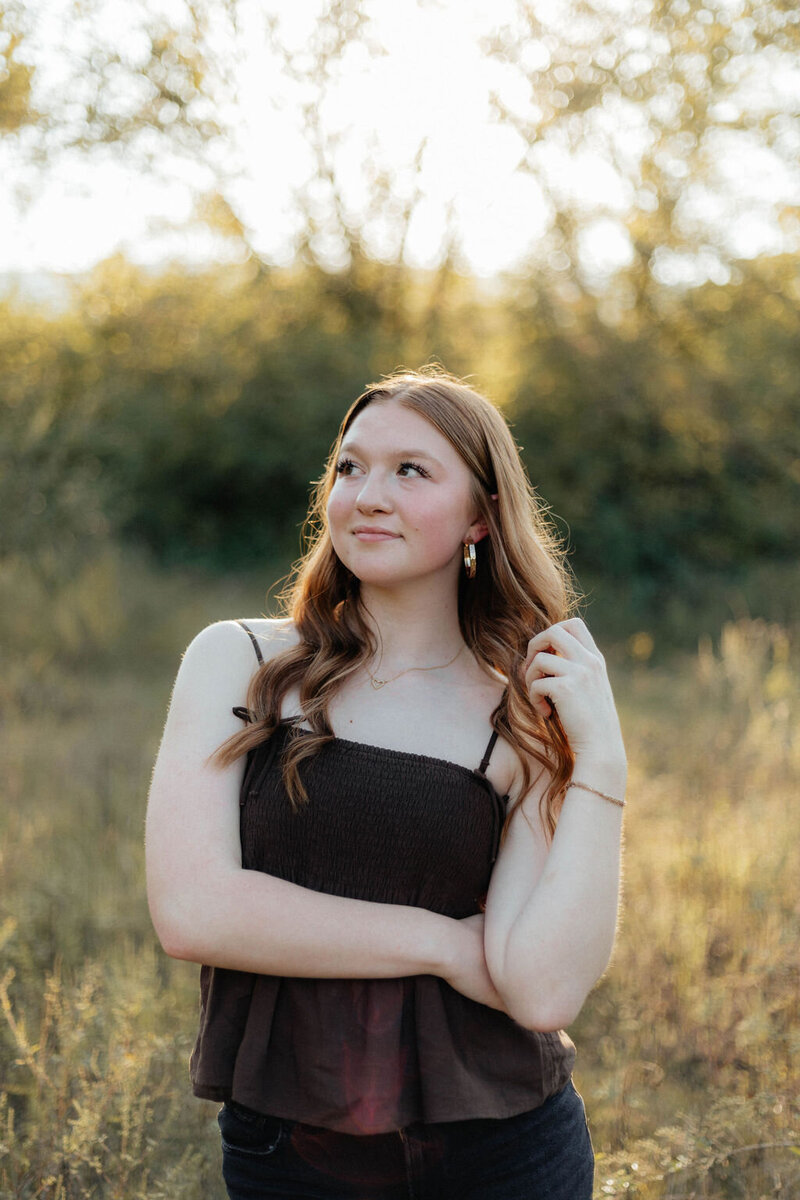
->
xmin=146 ymin=367 xmax=627 ymax=1199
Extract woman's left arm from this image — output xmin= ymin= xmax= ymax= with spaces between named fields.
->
xmin=483 ymin=617 xmax=627 ymax=1032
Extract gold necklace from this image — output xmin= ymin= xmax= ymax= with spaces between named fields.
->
xmin=367 ymin=643 xmax=466 ymax=690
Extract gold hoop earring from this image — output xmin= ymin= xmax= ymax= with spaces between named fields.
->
xmin=463 ymin=540 xmax=476 ymax=579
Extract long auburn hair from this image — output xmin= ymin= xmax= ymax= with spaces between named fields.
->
xmin=211 ymin=365 xmax=579 ymax=841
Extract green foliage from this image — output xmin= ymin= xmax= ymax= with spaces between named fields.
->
xmin=1 ymin=251 xmax=799 ymax=636
xmin=0 ymin=253 xmax=484 ymax=573
xmin=500 ymin=257 xmax=800 ymax=612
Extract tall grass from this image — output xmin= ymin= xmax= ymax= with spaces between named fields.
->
xmin=581 ymin=620 xmax=800 ymax=1196
xmin=1 ymin=547 xmax=798 ymax=1198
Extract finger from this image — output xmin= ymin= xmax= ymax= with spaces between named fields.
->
xmin=559 ymin=617 xmax=600 ymax=654
xmin=526 ymin=651 xmax=570 ymax=681
xmin=526 ymin=690 xmax=553 ymax=718
xmin=526 ymin=623 xmax=592 ymax=666
xmin=528 ymin=671 xmax=564 ymax=693
xmin=524 ymin=674 xmax=561 ymax=713
xmin=529 ymin=619 xmax=601 ymax=662
xmin=527 ymin=674 xmax=565 ymax=705
xmin=521 ymin=661 xmax=556 ymax=715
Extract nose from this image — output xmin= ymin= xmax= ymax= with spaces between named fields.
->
xmin=355 ymin=469 xmax=392 ymax=513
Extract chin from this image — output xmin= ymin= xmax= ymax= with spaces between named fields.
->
xmin=348 ymin=568 xmax=409 ymax=589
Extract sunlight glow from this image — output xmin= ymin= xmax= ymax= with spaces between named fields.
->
xmin=0 ymin=0 xmax=798 ymax=285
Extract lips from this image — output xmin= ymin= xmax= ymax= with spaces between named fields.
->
xmin=352 ymin=528 xmax=400 ymax=542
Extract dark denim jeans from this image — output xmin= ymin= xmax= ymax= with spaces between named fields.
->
xmin=218 ymin=1079 xmax=594 ymax=1199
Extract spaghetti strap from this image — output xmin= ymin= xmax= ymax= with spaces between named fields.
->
xmin=477 ymin=729 xmax=499 ymax=776
xmin=235 ymin=619 xmax=264 ymax=665
xmin=231 ymin=620 xmax=263 ymax=724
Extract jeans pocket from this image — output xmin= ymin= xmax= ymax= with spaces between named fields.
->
xmin=218 ymin=1101 xmax=286 ymax=1158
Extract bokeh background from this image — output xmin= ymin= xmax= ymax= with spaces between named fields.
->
xmin=1 ymin=1 xmax=798 ymax=1195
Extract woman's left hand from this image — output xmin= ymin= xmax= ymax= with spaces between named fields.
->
xmin=524 ymin=618 xmax=626 ymax=766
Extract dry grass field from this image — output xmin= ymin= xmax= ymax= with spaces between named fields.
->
xmin=1 ymin=548 xmax=798 ymax=1198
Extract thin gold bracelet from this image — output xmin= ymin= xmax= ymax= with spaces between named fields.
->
xmin=569 ymin=780 xmax=626 ymax=809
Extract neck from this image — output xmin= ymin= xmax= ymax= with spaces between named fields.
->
xmin=357 ymin=581 xmax=465 ymax=669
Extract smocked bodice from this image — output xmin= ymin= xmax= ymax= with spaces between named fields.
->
xmin=239 ymin=721 xmax=508 ymax=916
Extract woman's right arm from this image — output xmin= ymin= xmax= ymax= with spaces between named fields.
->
xmin=145 ymin=620 xmax=495 ymax=997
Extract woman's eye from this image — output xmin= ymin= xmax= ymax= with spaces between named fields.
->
xmin=335 ymin=459 xmax=430 ymax=479
xmin=398 ymin=461 xmax=430 ymax=478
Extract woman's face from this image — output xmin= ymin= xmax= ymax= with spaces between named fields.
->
xmin=326 ymin=398 xmax=487 ymax=589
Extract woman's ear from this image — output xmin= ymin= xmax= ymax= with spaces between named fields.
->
xmin=467 ymin=518 xmax=490 ymax=545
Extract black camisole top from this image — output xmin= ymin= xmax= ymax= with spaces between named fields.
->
xmin=189 ymin=620 xmax=575 ymax=1134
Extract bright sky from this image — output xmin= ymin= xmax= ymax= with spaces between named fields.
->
xmin=0 ymin=0 xmax=797 ymax=283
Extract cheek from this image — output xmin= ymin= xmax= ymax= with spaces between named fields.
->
xmin=408 ymin=500 xmax=468 ymax=555
xmin=326 ymin=487 xmax=348 ymax=528
xmin=325 ymin=493 xmax=346 ymax=559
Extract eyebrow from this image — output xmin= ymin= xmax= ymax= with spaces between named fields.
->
xmin=339 ymin=441 xmax=444 ymax=468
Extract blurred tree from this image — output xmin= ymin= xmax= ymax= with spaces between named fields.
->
xmin=484 ymin=0 xmax=800 ymax=296
xmin=0 ymin=0 xmax=408 ymax=268
xmin=1 ymin=247 xmax=797 ymax=632
xmin=0 ymin=293 xmax=111 ymax=602
xmin=70 ymin=254 xmax=494 ymax=568
xmin=0 ymin=0 xmax=471 ymax=348
xmin=499 ymin=249 xmax=800 ymax=617
xmin=3 ymin=0 xmax=797 ymax=292
xmin=476 ymin=0 xmax=800 ymax=611
xmin=0 ymin=0 xmax=222 ymax=183
xmin=2 ymin=0 xmax=798 ymax=632
xmin=0 ymin=5 xmax=36 ymax=134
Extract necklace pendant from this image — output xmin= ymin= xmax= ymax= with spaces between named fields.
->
xmin=370 ymin=677 xmax=386 ymax=690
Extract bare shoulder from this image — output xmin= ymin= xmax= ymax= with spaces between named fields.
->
xmin=184 ymin=617 xmax=299 ymax=667
xmin=233 ymin=616 xmax=302 ymax=661
xmin=172 ymin=618 xmax=300 ymax=716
